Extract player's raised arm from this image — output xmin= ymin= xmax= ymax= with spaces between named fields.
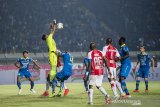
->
xmin=50 ymin=20 xmax=57 ymax=36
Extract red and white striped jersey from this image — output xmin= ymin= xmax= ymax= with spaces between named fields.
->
xmin=88 ymin=49 xmax=105 ymax=75
xmin=102 ymin=45 xmax=120 ymax=68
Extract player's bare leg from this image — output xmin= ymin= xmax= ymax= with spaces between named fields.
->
xmin=41 ymin=74 xmax=50 ymax=96
xmin=96 ymin=85 xmax=111 ymax=104
xmin=49 ymin=78 xmax=57 ymax=97
xmin=108 ymin=78 xmax=119 ymax=99
xmin=57 ymin=81 xmax=64 ymax=97
xmin=133 ymin=77 xmax=140 ymax=93
xmin=119 ymin=77 xmax=131 ymax=98
xmin=144 ymin=78 xmax=149 ymax=92
xmin=88 ymin=85 xmax=93 ymax=105
xmin=28 ymin=77 xmax=36 ymax=93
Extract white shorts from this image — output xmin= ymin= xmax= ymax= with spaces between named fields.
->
xmin=57 ymin=66 xmax=63 ymax=73
xmin=89 ymin=75 xmax=103 ymax=87
xmin=107 ymin=67 xmax=116 ymax=79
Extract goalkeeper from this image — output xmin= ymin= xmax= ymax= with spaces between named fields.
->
xmin=41 ymin=20 xmax=57 ymax=97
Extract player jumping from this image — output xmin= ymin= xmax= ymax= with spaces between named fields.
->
xmin=118 ymin=37 xmax=131 ymax=98
xmin=41 ymin=20 xmax=58 ymax=97
xmin=87 ymin=42 xmax=111 ymax=105
xmin=133 ymin=46 xmax=155 ymax=93
xmin=103 ymin=38 xmax=125 ymax=99
xmin=56 ymin=55 xmax=70 ymax=96
xmin=50 ymin=51 xmax=73 ymax=97
xmin=15 ymin=51 xmax=40 ymax=95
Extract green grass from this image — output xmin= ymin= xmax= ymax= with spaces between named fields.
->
xmin=0 ymin=82 xmax=160 ymax=107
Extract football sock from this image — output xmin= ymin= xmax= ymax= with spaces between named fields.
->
xmin=110 ymin=81 xmax=118 ymax=96
xmin=145 ymin=80 xmax=148 ymax=90
xmin=115 ymin=81 xmax=124 ymax=94
xmin=60 ymin=81 xmax=64 ymax=91
xmin=88 ymin=89 xmax=93 ymax=103
xmin=52 ymin=79 xmax=57 ymax=93
xmin=84 ymin=80 xmax=88 ymax=91
xmin=46 ymin=82 xmax=50 ymax=91
xmin=64 ymin=83 xmax=68 ymax=90
xmin=30 ymin=81 xmax=34 ymax=89
xmin=98 ymin=86 xmax=108 ymax=96
xmin=121 ymin=79 xmax=129 ymax=94
xmin=136 ymin=80 xmax=140 ymax=90
xmin=17 ymin=81 xmax=21 ymax=89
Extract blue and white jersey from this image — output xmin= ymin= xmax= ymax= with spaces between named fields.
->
xmin=17 ymin=57 xmax=33 ymax=71
xmin=119 ymin=44 xmax=131 ymax=64
xmin=137 ymin=53 xmax=151 ymax=68
xmin=83 ymin=57 xmax=89 ymax=71
xmin=61 ymin=52 xmax=73 ymax=73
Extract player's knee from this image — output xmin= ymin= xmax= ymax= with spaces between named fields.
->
xmin=29 ymin=78 xmax=34 ymax=82
xmin=144 ymin=78 xmax=148 ymax=81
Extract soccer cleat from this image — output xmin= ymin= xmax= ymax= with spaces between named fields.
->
xmin=64 ymin=89 xmax=69 ymax=96
xmin=126 ymin=94 xmax=131 ymax=98
xmin=49 ymin=92 xmax=56 ymax=97
xmin=57 ymin=90 xmax=63 ymax=97
xmin=105 ymin=95 xmax=111 ymax=105
xmin=145 ymin=89 xmax=149 ymax=93
xmin=30 ymin=89 xmax=36 ymax=94
xmin=133 ymin=90 xmax=140 ymax=93
xmin=120 ymin=93 xmax=126 ymax=98
xmin=113 ymin=94 xmax=120 ymax=100
xmin=18 ymin=89 xmax=22 ymax=95
xmin=88 ymin=102 xmax=93 ymax=105
xmin=41 ymin=91 xmax=49 ymax=96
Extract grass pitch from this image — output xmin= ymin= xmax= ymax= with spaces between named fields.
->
xmin=0 ymin=82 xmax=160 ymax=107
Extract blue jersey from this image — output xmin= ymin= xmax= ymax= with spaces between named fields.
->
xmin=83 ymin=57 xmax=89 ymax=71
xmin=61 ymin=52 xmax=73 ymax=73
xmin=137 ymin=53 xmax=151 ymax=68
xmin=17 ymin=57 xmax=33 ymax=71
xmin=119 ymin=44 xmax=131 ymax=64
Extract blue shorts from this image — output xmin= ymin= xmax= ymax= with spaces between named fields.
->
xmin=56 ymin=70 xmax=72 ymax=81
xmin=83 ymin=71 xmax=90 ymax=81
xmin=137 ymin=68 xmax=149 ymax=78
xmin=18 ymin=70 xmax=32 ymax=78
xmin=120 ymin=63 xmax=131 ymax=79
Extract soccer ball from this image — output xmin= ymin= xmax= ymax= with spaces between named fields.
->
xmin=57 ymin=23 xmax=63 ymax=29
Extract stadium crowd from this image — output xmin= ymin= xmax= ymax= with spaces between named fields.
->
xmin=0 ymin=0 xmax=160 ymax=53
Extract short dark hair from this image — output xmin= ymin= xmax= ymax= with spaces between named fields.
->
xmin=42 ymin=34 xmax=46 ymax=40
xmin=90 ymin=42 xmax=96 ymax=50
xmin=23 ymin=50 xmax=29 ymax=54
xmin=106 ymin=38 xmax=112 ymax=44
xmin=140 ymin=45 xmax=145 ymax=49
xmin=120 ymin=37 xmax=126 ymax=42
